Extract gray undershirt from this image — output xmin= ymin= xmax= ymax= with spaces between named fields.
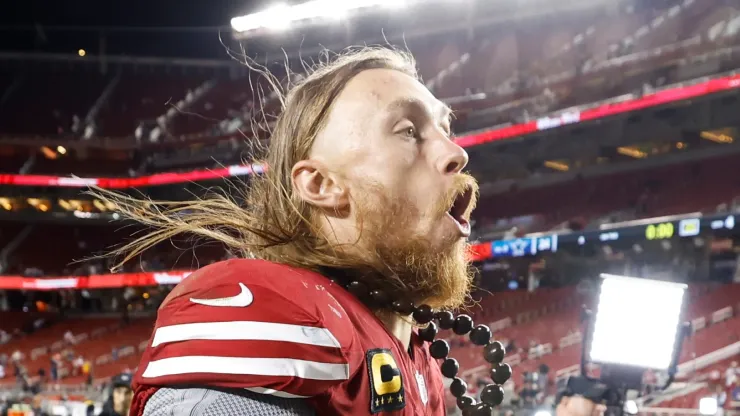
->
xmin=142 ymin=387 xmax=316 ymax=416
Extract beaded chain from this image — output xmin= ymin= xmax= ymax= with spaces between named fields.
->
xmin=345 ymin=280 xmax=512 ymax=415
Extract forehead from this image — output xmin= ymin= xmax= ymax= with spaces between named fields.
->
xmin=311 ymin=68 xmax=448 ymax=159
xmin=341 ymin=68 xmax=446 ymax=115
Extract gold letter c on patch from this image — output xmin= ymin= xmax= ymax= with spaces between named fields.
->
xmin=371 ymin=352 xmax=402 ymax=396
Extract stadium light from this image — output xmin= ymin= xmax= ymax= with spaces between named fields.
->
xmin=231 ymin=0 xmax=410 ymax=33
xmin=699 ymin=397 xmax=718 ymax=415
xmin=262 ymin=4 xmax=292 ymax=31
xmin=588 ymin=274 xmax=686 ymax=370
xmin=624 ymin=400 xmax=638 ymax=415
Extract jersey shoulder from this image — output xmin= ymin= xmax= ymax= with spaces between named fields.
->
xmin=159 ymin=259 xmax=343 ymax=324
xmin=136 ymin=259 xmax=364 ymax=398
xmin=165 ymin=258 xmax=325 ymax=301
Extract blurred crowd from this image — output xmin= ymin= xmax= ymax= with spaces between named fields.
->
xmin=0 ymin=324 xmax=135 ymax=397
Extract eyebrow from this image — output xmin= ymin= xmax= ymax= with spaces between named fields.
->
xmin=385 ymin=97 xmax=453 ymax=124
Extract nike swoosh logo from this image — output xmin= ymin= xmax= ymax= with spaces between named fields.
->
xmin=189 ymin=283 xmax=254 ymax=307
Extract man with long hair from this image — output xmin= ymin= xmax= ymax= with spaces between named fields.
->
xmin=110 ymin=47 xmax=484 ymax=415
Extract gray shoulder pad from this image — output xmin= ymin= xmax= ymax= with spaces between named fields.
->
xmin=143 ymin=387 xmax=317 ymax=416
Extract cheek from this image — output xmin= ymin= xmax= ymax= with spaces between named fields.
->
xmin=404 ymin=172 xmax=444 ymax=211
xmin=405 ymin=185 xmax=435 ymax=214
xmin=364 ymin=142 xmax=417 ymax=183
xmin=351 ymin=165 xmax=410 ymax=201
xmin=405 ymin=189 xmax=447 ymax=236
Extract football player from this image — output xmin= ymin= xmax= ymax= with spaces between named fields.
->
xmin=109 ymin=47 xmax=488 ymax=415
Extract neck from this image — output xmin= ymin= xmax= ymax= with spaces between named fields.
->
xmin=377 ymin=311 xmax=413 ymax=350
xmin=320 ymin=267 xmax=416 ymax=349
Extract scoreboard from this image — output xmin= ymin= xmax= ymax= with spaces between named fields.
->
xmin=472 ymin=212 xmax=737 ymax=260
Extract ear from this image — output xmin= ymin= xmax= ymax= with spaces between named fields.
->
xmin=292 ymin=159 xmax=349 ymax=211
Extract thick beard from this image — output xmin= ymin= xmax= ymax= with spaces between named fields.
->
xmin=337 ymin=175 xmax=478 ymax=311
xmin=371 ymin=236 xmax=473 ymax=311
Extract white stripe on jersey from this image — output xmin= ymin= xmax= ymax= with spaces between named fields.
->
xmin=245 ymin=387 xmax=311 ymax=399
xmin=151 ymin=321 xmax=341 ymax=348
xmin=141 ymin=356 xmax=350 ymax=381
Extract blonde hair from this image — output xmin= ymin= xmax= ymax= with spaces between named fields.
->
xmin=96 ymin=47 xmax=419 ymax=274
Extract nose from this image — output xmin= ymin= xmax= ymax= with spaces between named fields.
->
xmin=436 ymin=139 xmax=469 ymax=175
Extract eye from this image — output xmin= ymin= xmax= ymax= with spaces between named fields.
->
xmin=403 ymin=126 xmax=417 ymax=138
xmin=398 ymin=124 xmax=418 ymax=140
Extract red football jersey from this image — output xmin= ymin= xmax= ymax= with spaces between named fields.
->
xmin=130 ymin=259 xmax=446 ymax=415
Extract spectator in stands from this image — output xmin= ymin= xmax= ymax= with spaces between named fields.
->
xmin=712 ymin=383 xmax=729 ymax=412
xmin=10 ymin=350 xmax=22 ymax=382
xmin=538 ymin=363 xmax=550 ymax=392
xmin=122 ymin=304 xmax=130 ymax=325
xmin=535 ymin=343 xmax=546 ymax=357
xmin=519 ymin=379 xmax=540 ymax=408
xmin=506 ymin=338 xmax=516 ymax=353
xmin=100 ymin=373 xmax=133 ymax=416
xmin=19 ymin=366 xmax=41 ymax=394
xmin=0 ymin=329 xmax=10 ymax=344
xmin=726 ymin=361 xmax=738 ymax=387
xmin=72 ymin=355 xmax=84 ymax=376
xmin=49 ymin=352 xmax=61 ymax=384
xmin=30 ymin=395 xmax=45 ymax=416
xmin=83 ymin=359 xmax=93 ymax=387
xmin=32 ymin=317 xmax=46 ymax=331
xmin=22 ymin=265 xmax=44 ymax=277
xmin=63 ymin=329 xmax=75 ymax=345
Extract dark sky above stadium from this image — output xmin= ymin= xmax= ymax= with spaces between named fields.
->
xmin=0 ymin=0 xmax=290 ymax=59
xmin=2 ymin=1 xmax=261 ymax=28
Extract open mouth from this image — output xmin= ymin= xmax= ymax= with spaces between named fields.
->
xmin=447 ymin=186 xmax=473 ymax=237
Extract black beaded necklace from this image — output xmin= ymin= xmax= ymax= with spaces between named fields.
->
xmin=343 ymin=279 xmax=512 ymax=415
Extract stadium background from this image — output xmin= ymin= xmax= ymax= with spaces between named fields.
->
xmin=1 ymin=0 xmax=740 ymax=414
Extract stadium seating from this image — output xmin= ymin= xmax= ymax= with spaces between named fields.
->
xmin=1 ymin=279 xmax=734 ymax=396
xmin=2 ymin=225 xmax=120 ymax=276
xmin=6 ymin=145 xmax=739 ymax=275
xmin=0 ymin=222 xmax=227 ymax=277
xmin=97 ymin=73 xmax=210 ymax=138
xmin=0 ymin=71 xmax=110 ymax=137
xmin=168 ymin=74 xmax=258 ymax=136
xmin=654 ymin=356 xmax=739 ymax=410
xmin=1 ymin=3 xmax=740 ymax=412
xmin=0 ymin=0 xmax=732 ymax=147
xmin=60 ymin=318 xmax=153 ymax=383
xmin=443 ymin=280 xmax=740 ymax=390
xmin=0 ymin=316 xmax=152 ymax=388
xmin=0 ymin=311 xmax=51 ymax=334
xmin=439 ymin=280 xmax=739 ymax=410
xmin=657 ymin=386 xmax=713 ymax=410
xmin=475 ymin=152 xmax=740 ymax=237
